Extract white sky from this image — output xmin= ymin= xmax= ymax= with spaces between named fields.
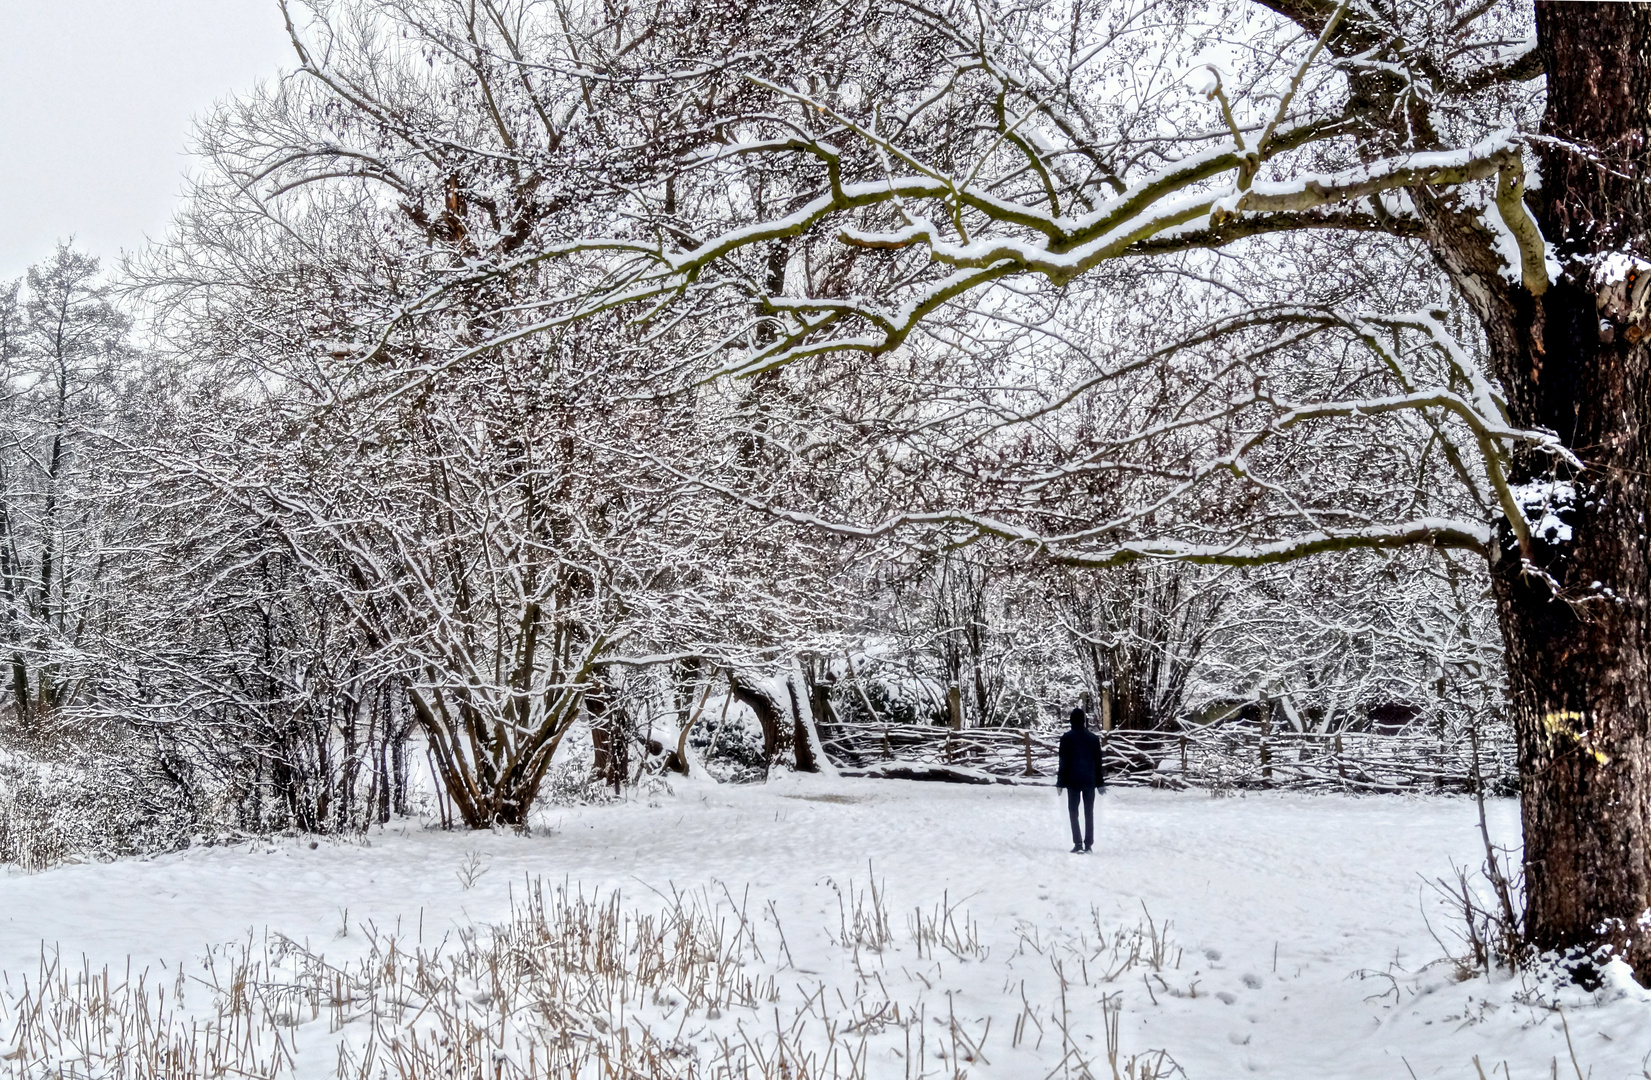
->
xmin=0 ymin=0 xmax=296 ymax=281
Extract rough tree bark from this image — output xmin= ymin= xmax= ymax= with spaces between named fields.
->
xmin=728 ymin=675 xmax=793 ymax=774
xmin=785 ymin=680 xmax=820 ymax=773
xmin=1482 ymin=2 xmax=1651 ymax=977
xmin=586 ymin=690 xmax=629 ymax=793
xmin=728 ymin=674 xmax=823 ymax=774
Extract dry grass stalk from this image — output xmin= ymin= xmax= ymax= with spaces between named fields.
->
xmin=0 ymin=876 xmax=1180 ymax=1080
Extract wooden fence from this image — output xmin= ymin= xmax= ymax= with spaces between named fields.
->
xmin=820 ymin=721 xmax=1517 ymax=794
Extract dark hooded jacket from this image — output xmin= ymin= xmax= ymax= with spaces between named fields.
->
xmin=1057 ymin=717 xmax=1104 ymax=790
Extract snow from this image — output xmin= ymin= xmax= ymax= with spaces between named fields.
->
xmin=1185 ymin=65 xmax=1225 ymax=101
xmin=1590 ymin=251 xmax=1651 ymax=287
xmin=1 ymin=778 xmax=1648 ymax=1077
xmin=1512 ymin=479 xmax=1575 ymax=543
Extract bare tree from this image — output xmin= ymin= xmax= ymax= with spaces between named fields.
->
xmin=133 ymin=0 xmax=860 ymax=823
xmin=0 ymin=245 xmax=130 ymax=730
xmin=1053 ymin=562 xmax=1231 ymax=734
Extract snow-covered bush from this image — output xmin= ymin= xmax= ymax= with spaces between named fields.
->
xmin=687 ymin=704 xmax=771 ymax=783
xmin=831 ymin=678 xmax=946 ymax=728
xmin=538 ymin=747 xmax=623 ymax=807
xmin=0 ymin=732 xmax=193 ymax=871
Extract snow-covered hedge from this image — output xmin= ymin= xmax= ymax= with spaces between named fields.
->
xmin=0 ymin=736 xmax=194 ymax=871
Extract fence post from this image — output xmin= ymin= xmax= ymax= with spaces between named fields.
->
xmin=1023 ymin=730 xmax=1037 ymax=776
xmin=1180 ymin=734 xmax=1188 ymax=776
xmin=882 ymin=729 xmax=892 ymax=760
xmin=1335 ymin=732 xmax=1346 ymax=784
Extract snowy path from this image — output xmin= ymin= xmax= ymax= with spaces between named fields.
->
xmin=1 ymin=776 xmax=1647 ymax=1078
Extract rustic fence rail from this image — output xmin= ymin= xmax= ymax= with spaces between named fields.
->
xmin=820 ymin=721 xmax=1517 ymax=794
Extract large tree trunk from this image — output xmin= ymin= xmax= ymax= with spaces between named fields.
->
xmin=1486 ymin=2 xmax=1651 ymax=980
xmin=728 ymin=673 xmax=825 ymax=774
xmin=729 ymin=675 xmax=789 ymax=773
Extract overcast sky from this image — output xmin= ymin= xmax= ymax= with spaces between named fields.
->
xmin=0 ymin=1 xmax=295 ymax=281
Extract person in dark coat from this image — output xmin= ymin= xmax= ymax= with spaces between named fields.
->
xmin=1056 ymin=707 xmax=1104 ymax=853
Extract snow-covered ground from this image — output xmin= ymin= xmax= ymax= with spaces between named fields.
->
xmin=1 ymin=775 xmax=1648 ymax=1078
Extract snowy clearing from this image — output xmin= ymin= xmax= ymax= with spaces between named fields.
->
xmin=1 ymin=777 xmax=1646 ymax=1078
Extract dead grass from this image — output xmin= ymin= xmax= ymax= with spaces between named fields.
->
xmin=0 ymin=874 xmax=1184 ymax=1079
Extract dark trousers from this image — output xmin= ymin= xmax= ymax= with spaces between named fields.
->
xmin=1067 ymin=786 xmax=1096 ymax=848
